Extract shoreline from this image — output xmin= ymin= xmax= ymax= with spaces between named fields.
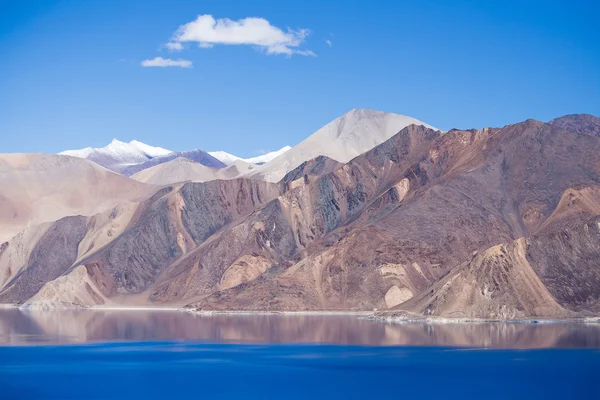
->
xmin=2 ymin=303 xmax=598 ymax=324
xmin=184 ymin=309 xmax=374 ymax=316
xmin=186 ymin=310 xmax=600 ymax=324
xmin=89 ymin=306 xmax=181 ymax=311
xmin=368 ymin=315 xmax=600 ymax=325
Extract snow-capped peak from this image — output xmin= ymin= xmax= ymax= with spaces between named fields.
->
xmin=128 ymin=140 xmax=172 ymax=157
xmin=61 ymin=139 xmax=171 ymax=158
xmin=60 ymin=146 xmax=95 ymax=158
xmin=59 ymin=139 xmax=173 ymax=167
xmin=207 ymin=151 xmax=241 ymax=166
xmin=208 ymin=146 xmax=292 ymax=166
xmin=245 ymin=146 xmax=292 ymax=164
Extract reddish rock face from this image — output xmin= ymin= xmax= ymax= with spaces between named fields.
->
xmin=185 ymin=116 xmax=600 ymax=317
xmin=549 ymin=114 xmax=600 ymax=138
xmin=2 ymin=114 xmax=600 ymax=319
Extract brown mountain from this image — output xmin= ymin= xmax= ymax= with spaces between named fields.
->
xmin=1 ymin=112 xmax=599 ymax=320
xmin=0 ymin=154 xmax=157 ymax=243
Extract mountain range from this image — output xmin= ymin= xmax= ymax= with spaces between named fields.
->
xmin=60 ymin=139 xmax=292 ymax=175
xmin=2 ymin=109 xmax=600 ymax=321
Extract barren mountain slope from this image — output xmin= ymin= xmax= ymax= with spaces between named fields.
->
xmin=152 ymin=124 xmax=445 ymax=306
xmin=0 ymin=216 xmax=88 ymax=303
xmin=549 ymin=114 xmax=600 ymax=137
xmin=248 ymin=108 xmax=438 ymax=182
xmin=525 ymin=217 xmax=600 ymax=312
xmin=186 ymin=116 xmax=600 ymax=315
xmin=131 ymin=157 xmax=220 ymax=185
xmin=217 ymin=160 xmax=258 ymax=180
xmin=0 ymin=203 xmax=138 ymax=307
xmin=394 ymin=238 xmax=568 ymax=319
xmin=279 ymin=156 xmax=343 ymax=192
xmin=131 ymin=157 xmax=267 ymax=186
xmin=0 ymin=178 xmax=281 ymax=305
xmin=535 ymin=186 xmax=600 ymax=234
xmin=0 ymin=154 xmax=157 ymax=243
xmin=2 ymin=114 xmax=600 ymax=320
xmin=393 ymin=216 xmax=600 ymax=319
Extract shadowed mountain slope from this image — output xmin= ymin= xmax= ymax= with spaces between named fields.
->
xmin=0 ymin=178 xmax=281 ymax=305
xmin=119 ymin=149 xmax=226 ymax=176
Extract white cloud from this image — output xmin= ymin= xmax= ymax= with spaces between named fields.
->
xmin=294 ymin=49 xmax=316 ymax=57
xmin=325 ymin=39 xmax=333 ymax=47
xmin=166 ymin=14 xmax=314 ymax=56
xmin=141 ymin=57 xmax=192 ymax=68
xmin=165 ymin=42 xmax=183 ymax=51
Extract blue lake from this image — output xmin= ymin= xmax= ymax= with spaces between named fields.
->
xmin=0 ymin=309 xmax=598 ymax=399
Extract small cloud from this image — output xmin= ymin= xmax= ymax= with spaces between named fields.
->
xmin=165 ymin=42 xmax=183 ymax=51
xmin=166 ymin=14 xmax=314 ymax=56
xmin=141 ymin=57 xmax=192 ymax=68
xmin=295 ymin=49 xmax=317 ymax=57
xmin=325 ymin=39 xmax=332 ymax=47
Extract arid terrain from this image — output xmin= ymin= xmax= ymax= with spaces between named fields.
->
xmin=1 ymin=110 xmax=599 ymax=320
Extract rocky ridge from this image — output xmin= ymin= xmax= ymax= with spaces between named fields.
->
xmin=1 ymin=111 xmax=599 ymax=320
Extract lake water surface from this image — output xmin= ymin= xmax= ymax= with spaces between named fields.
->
xmin=0 ymin=309 xmax=598 ymax=399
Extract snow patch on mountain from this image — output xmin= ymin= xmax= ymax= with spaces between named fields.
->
xmin=209 ymin=146 xmax=292 ymax=166
xmin=207 ymin=151 xmax=240 ymax=166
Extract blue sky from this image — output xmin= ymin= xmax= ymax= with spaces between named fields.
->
xmin=1 ymin=0 xmax=599 ymax=156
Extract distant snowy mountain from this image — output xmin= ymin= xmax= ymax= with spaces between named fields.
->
xmin=59 ymin=139 xmax=225 ymax=175
xmin=60 ymin=139 xmax=291 ymax=175
xmin=60 ymin=139 xmax=173 ymax=172
xmin=209 ymin=146 xmax=292 ymax=166
xmin=207 ymin=151 xmax=239 ymax=166
xmin=246 ymin=146 xmax=292 ymax=164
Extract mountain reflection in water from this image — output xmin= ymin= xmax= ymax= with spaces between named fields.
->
xmin=0 ymin=309 xmax=599 ymax=348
